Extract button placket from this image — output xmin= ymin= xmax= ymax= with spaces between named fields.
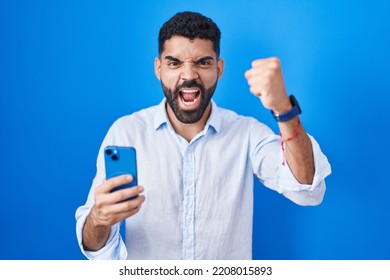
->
xmin=182 ymin=145 xmax=196 ymax=259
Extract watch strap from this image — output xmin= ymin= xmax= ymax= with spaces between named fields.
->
xmin=271 ymin=95 xmax=302 ymax=122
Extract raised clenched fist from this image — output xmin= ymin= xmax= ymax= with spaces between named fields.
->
xmin=244 ymin=57 xmax=292 ymax=114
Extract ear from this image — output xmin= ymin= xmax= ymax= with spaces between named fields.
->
xmin=217 ymin=58 xmax=224 ymax=80
xmin=154 ymin=57 xmax=161 ymax=80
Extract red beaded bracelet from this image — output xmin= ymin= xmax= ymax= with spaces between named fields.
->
xmin=280 ymin=118 xmax=302 ymax=165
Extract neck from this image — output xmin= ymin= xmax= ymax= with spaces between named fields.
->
xmin=166 ymin=103 xmax=211 ymax=142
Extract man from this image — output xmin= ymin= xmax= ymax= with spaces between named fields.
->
xmin=75 ymin=11 xmax=331 ymax=260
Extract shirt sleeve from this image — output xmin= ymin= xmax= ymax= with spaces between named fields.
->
xmin=74 ymin=122 xmax=128 ymax=260
xmin=75 ymin=205 xmax=127 ymax=260
xmin=250 ymin=122 xmax=332 ymax=206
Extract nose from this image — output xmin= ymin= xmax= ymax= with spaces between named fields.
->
xmin=180 ymin=62 xmax=199 ymax=81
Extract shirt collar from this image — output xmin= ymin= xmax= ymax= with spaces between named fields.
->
xmin=205 ymin=99 xmax=221 ymax=133
xmin=153 ymin=98 xmax=169 ymax=131
xmin=153 ymin=98 xmax=222 ymax=134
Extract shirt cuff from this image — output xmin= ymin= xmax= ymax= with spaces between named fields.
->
xmin=75 ymin=205 xmax=128 ymax=260
xmin=277 ymin=135 xmax=332 ymax=205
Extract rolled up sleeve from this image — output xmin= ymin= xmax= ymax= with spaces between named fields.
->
xmin=252 ymin=131 xmax=332 ymax=206
xmin=75 ymin=205 xmax=127 ymax=260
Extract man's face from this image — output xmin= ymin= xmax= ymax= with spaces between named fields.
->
xmin=155 ymin=36 xmax=224 ymax=124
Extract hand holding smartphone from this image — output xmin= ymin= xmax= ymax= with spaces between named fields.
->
xmin=104 ymin=146 xmax=138 ymax=199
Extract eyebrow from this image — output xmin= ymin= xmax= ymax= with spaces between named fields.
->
xmin=196 ymin=56 xmax=215 ymax=63
xmin=164 ymin=56 xmax=181 ymax=62
xmin=164 ymin=55 xmax=215 ymax=62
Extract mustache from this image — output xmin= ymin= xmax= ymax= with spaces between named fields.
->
xmin=176 ymin=80 xmax=205 ymax=92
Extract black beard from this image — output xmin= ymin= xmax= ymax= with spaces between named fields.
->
xmin=161 ymin=79 xmax=218 ymax=124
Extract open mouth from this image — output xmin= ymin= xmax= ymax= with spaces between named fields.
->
xmin=179 ymin=88 xmax=201 ymax=107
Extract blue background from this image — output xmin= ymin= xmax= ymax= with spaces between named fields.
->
xmin=1 ymin=0 xmax=389 ymax=259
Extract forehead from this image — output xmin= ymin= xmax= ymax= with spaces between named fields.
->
xmin=161 ymin=36 xmax=216 ymax=59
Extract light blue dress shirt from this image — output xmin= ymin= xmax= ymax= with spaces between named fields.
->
xmin=75 ymin=99 xmax=331 ymax=260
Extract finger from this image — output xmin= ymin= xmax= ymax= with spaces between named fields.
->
xmin=245 ymin=64 xmax=270 ymax=81
xmin=249 ymin=85 xmax=263 ymax=97
xmin=252 ymin=57 xmax=280 ymax=68
xmin=115 ymin=204 xmax=143 ymax=222
xmin=246 ymin=68 xmax=265 ymax=84
xmin=105 ymin=194 xmax=145 ymax=216
xmin=94 ymin=197 xmax=145 ymax=225
xmin=106 ymin=185 xmax=144 ymax=205
xmin=247 ymin=74 xmax=268 ymax=92
xmin=122 ymin=194 xmax=146 ymax=210
xmin=244 ymin=68 xmax=253 ymax=79
xmin=101 ymin=174 xmax=134 ymax=193
xmin=251 ymin=58 xmax=267 ymax=68
xmin=247 ymin=57 xmax=281 ymax=80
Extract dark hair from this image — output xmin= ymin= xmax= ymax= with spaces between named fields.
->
xmin=158 ymin=11 xmax=221 ymax=57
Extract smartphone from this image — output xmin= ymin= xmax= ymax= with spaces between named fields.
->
xmin=104 ymin=146 xmax=138 ymax=197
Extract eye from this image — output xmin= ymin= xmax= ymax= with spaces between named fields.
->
xmin=197 ymin=60 xmax=211 ymax=66
xmin=168 ymin=61 xmax=180 ymax=67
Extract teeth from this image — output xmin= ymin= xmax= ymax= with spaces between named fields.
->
xmin=181 ymin=89 xmax=198 ymax=93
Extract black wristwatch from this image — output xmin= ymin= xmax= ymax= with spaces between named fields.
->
xmin=271 ymin=95 xmax=302 ymax=122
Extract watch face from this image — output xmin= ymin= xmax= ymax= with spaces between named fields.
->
xmin=290 ymin=95 xmax=302 ymax=114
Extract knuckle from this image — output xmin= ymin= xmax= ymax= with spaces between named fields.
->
xmin=100 ymin=209 xmax=109 ymax=218
xmin=123 ymin=201 xmax=135 ymax=211
xmin=103 ymin=178 xmax=114 ymax=190
xmin=116 ymin=191 xmax=128 ymax=202
xmin=94 ymin=200 xmax=102 ymax=208
xmin=268 ymin=58 xmax=280 ymax=70
xmin=264 ymin=69 xmax=276 ymax=81
xmin=269 ymin=61 xmax=279 ymax=71
xmin=94 ymin=194 xmax=104 ymax=207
